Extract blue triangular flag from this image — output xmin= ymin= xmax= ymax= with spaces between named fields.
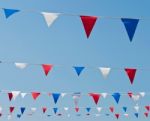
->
xmin=3 ymin=8 xmax=20 ymax=19
xmin=86 ymin=107 xmax=91 ymax=112
xmin=20 ymin=107 xmax=25 ymax=114
xmin=73 ymin=66 xmax=85 ymax=76
xmin=53 ymin=108 xmax=58 ymax=114
xmin=123 ymin=107 xmax=127 ymax=112
xmin=121 ymin=18 xmax=139 ymax=42
xmin=17 ymin=114 xmax=21 ymax=118
xmin=135 ymin=113 xmax=138 ymax=118
xmin=105 ymin=114 xmax=110 ymax=116
xmin=52 ymin=93 xmax=60 ymax=104
xmin=112 ymin=93 xmax=121 ymax=104
xmin=47 ymin=114 xmax=51 ymax=117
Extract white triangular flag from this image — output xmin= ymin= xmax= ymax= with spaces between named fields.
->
xmin=12 ymin=91 xmax=20 ymax=100
xmin=61 ymin=93 xmax=66 ymax=98
xmin=132 ymin=95 xmax=140 ymax=101
xmin=134 ymin=104 xmax=139 ymax=112
xmin=31 ymin=107 xmax=37 ymax=112
xmin=101 ymin=93 xmax=108 ymax=98
xmin=15 ymin=63 xmax=28 ymax=69
xmin=139 ymin=92 xmax=145 ymax=97
xmin=124 ymin=113 xmax=129 ymax=117
xmin=97 ymin=107 xmax=102 ymax=112
xmin=64 ymin=107 xmax=69 ymax=111
xmin=0 ymin=106 xmax=2 ymax=112
xmin=7 ymin=115 xmax=12 ymax=120
xmin=41 ymin=12 xmax=60 ymax=27
xmin=99 ymin=67 xmax=111 ymax=78
xmin=21 ymin=93 xmax=27 ymax=98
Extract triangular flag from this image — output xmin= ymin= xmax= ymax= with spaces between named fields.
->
xmin=0 ymin=107 xmax=2 ymax=112
xmin=3 ymin=8 xmax=20 ymax=19
xmin=134 ymin=113 xmax=139 ymax=118
xmin=61 ymin=93 xmax=66 ymax=98
xmin=132 ymin=94 xmax=140 ymax=101
xmin=115 ymin=114 xmax=120 ymax=119
xmin=121 ymin=18 xmax=139 ymax=42
xmin=99 ymin=67 xmax=111 ymax=78
xmin=12 ymin=91 xmax=20 ymax=100
xmin=8 ymin=93 xmax=13 ymax=101
xmin=42 ymin=64 xmax=53 ymax=76
xmin=31 ymin=92 xmax=40 ymax=100
xmin=144 ymin=112 xmax=149 ymax=117
xmin=31 ymin=107 xmax=36 ymax=113
xmin=125 ymin=68 xmax=137 ymax=84
xmin=109 ymin=106 xmax=114 ymax=113
xmin=101 ymin=93 xmax=108 ymax=98
xmin=128 ymin=92 xmax=133 ymax=98
xmin=42 ymin=107 xmax=47 ymax=113
xmin=64 ymin=107 xmax=69 ymax=111
xmin=17 ymin=114 xmax=21 ymax=118
xmin=41 ymin=12 xmax=59 ymax=27
xmin=97 ymin=107 xmax=102 ymax=112
xmin=123 ymin=107 xmax=127 ymax=112
xmin=89 ymin=93 xmax=101 ymax=105
xmin=145 ymin=106 xmax=150 ymax=112
xmin=112 ymin=93 xmax=121 ymax=104
xmin=134 ymin=104 xmax=139 ymax=112
xmin=52 ymin=93 xmax=60 ymax=104
xmin=73 ymin=66 xmax=85 ymax=76
xmin=124 ymin=113 xmax=129 ymax=117
xmin=20 ymin=107 xmax=25 ymax=114
xmin=21 ymin=93 xmax=27 ymax=98
xmin=9 ymin=107 xmax=15 ymax=113
xmin=53 ymin=108 xmax=58 ymax=114
xmin=80 ymin=16 xmax=97 ymax=38
xmin=86 ymin=107 xmax=91 ymax=112
xmin=139 ymin=92 xmax=145 ymax=97
xmin=72 ymin=92 xmax=81 ymax=106
xmin=15 ymin=63 xmax=28 ymax=69
xmin=75 ymin=107 xmax=79 ymax=112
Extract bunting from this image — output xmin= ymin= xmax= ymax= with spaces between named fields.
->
xmin=15 ymin=63 xmax=28 ymax=69
xmin=52 ymin=93 xmax=61 ymax=104
xmin=42 ymin=107 xmax=47 ymax=113
xmin=112 ymin=93 xmax=121 ymax=104
xmin=125 ymin=68 xmax=137 ymax=84
xmin=31 ymin=92 xmax=40 ymax=100
xmin=3 ymin=8 xmax=20 ymax=18
xmin=53 ymin=108 xmax=58 ymax=114
xmin=99 ymin=67 xmax=111 ymax=78
xmin=42 ymin=64 xmax=53 ymax=76
xmin=89 ymin=93 xmax=101 ymax=105
xmin=73 ymin=66 xmax=85 ymax=76
xmin=20 ymin=107 xmax=25 ymax=115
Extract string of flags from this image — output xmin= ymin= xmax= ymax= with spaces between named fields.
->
xmin=0 ymin=61 xmax=147 ymax=84
xmin=0 ymin=105 xmax=149 ymax=119
xmin=0 ymin=90 xmax=148 ymax=104
xmin=1 ymin=8 xmax=142 ymax=41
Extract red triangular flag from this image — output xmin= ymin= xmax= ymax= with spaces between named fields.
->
xmin=10 ymin=107 xmax=15 ymax=113
xmin=144 ymin=112 xmax=149 ymax=117
xmin=115 ymin=114 xmax=120 ymax=119
xmin=145 ymin=106 xmax=150 ymax=111
xmin=8 ymin=93 xmax=13 ymax=101
xmin=42 ymin=107 xmax=47 ymax=113
xmin=125 ymin=68 xmax=137 ymax=84
xmin=31 ymin=92 xmax=40 ymax=100
xmin=80 ymin=16 xmax=97 ymax=38
xmin=42 ymin=64 xmax=53 ymax=76
xmin=89 ymin=93 xmax=101 ymax=105
xmin=128 ymin=92 xmax=133 ymax=98
xmin=109 ymin=106 xmax=114 ymax=113
xmin=75 ymin=107 xmax=79 ymax=112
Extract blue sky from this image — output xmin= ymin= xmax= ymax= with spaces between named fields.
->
xmin=0 ymin=0 xmax=149 ymax=121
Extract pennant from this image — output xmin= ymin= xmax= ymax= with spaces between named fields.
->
xmin=61 ymin=93 xmax=66 ymax=98
xmin=101 ymin=93 xmax=108 ymax=98
xmin=41 ymin=12 xmax=59 ymax=27
xmin=52 ymin=93 xmax=60 ymax=104
xmin=99 ymin=67 xmax=111 ymax=78
xmin=21 ymin=93 xmax=27 ymax=98
xmin=73 ymin=66 xmax=85 ymax=76
xmin=20 ymin=107 xmax=25 ymax=115
xmin=123 ymin=107 xmax=127 ymax=112
xmin=121 ymin=18 xmax=139 ymax=42
xmin=134 ymin=113 xmax=139 ymax=118
xmin=7 ymin=115 xmax=12 ymax=120
xmin=12 ymin=91 xmax=20 ymax=100
xmin=53 ymin=108 xmax=58 ymax=114
xmin=75 ymin=107 xmax=79 ymax=112
xmin=112 ymin=93 xmax=121 ymax=104
xmin=8 ymin=93 xmax=13 ymax=101
xmin=97 ymin=107 xmax=102 ymax=112
xmin=15 ymin=63 xmax=28 ymax=69
xmin=0 ymin=113 xmax=2 ymax=117
xmin=31 ymin=92 xmax=40 ymax=100
xmin=42 ymin=64 xmax=53 ymax=76
xmin=89 ymin=93 xmax=101 ymax=105
xmin=72 ymin=92 xmax=81 ymax=106
xmin=139 ymin=92 xmax=145 ymax=97
xmin=109 ymin=106 xmax=114 ymax=113
xmin=86 ymin=107 xmax=91 ymax=112
xmin=64 ymin=107 xmax=69 ymax=111
xmin=125 ymin=68 xmax=137 ymax=84
xmin=0 ymin=107 xmax=2 ymax=112
xmin=42 ymin=107 xmax=47 ymax=113
xmin=9 ymin=107 xmax=15 ymax=113
xmin=128 ymin=92 xmax=133 ymax=98
xmin=124 ymin=113 xmax=129 ymax=117
xmin=134 ymin=104 xmax=139 ymax=112
xmin=31 ymin=107 xmax=36 ymax=113
xmin=115 ymin=114 xmax=120 ymax=119
xmin=3 ymin=8 xmax=20 ymax=19
xmin=132 ymin=94 xmax=140 ymax=101
xmin=145 ymin=106 xmax=150 ymax=112
xmin=80 ymin=16 xmax=97 ymax=38
xmin=144 ymin=112 xmax=148 ymax=117
xmin=17 ymin=114 xmax=21 ymax=118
